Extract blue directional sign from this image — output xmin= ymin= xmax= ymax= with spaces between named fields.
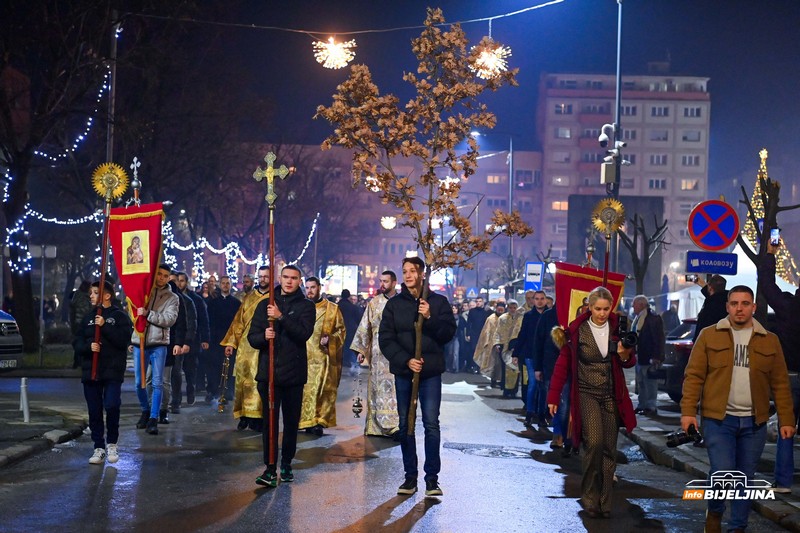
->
xmin=686 ymin=251 xmax=738 ymax=275
xmin=687 ymin=200 xmax=740 ymax=251
xmin=524 ymin=262 xmax=544 ymax=291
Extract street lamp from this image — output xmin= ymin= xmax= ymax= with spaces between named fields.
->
xmin=470 ymin=131 xmax=514 ymax=258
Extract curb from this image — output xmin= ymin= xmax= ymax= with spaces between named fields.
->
xmin=0 ymin=415 xmax=87 ymax=470
xmin=627 ymin=426 xmax=800 ymax=533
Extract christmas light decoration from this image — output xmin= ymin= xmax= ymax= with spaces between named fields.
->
xmin=470 ymin=38 xmax=512 ymax=80
xmin=742 ymin=149 xmax=799 ymax=283
xmin=313 ymin=37 xmax=356 ymax=69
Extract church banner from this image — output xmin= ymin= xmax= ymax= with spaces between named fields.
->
xmin=554 ymin=262 xmax=625 ymax=328
xmin=109 ymin=203 xmax=164 ymax=334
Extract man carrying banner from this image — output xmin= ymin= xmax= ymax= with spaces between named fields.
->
xmin=131 ymin=264 xmax=179 ymax=435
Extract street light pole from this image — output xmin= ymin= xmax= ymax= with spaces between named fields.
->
xmin=608 ymin=0 xmax=624 ymax=271
xmin=508 ymin=135 xmax=514 ymax=260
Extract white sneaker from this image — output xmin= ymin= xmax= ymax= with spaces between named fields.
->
xmin=89 ymin=448 xmax=106 ymax=465
xmin=106 ymin=444 xmax=119 ymax=464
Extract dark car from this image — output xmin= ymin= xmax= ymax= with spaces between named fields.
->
xmin=657 ymin=318 xmax=696 ymax=403
xmin=0 ymin=310 xmax=24 ymax=371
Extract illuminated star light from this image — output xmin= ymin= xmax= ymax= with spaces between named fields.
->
xmin=313 ymin=37 xmax=357 ymax=69
xmin=470 ymin=41 xmax=512 ymax=80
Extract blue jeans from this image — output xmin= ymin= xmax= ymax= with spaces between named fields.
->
xmin=703 ymin=414 xmax=767 ymax=530
xmin=133 ymin=345 xmax=167 ymax=419
xmin=553 ymin=380 xmax=570 ymax=439
xmin=635 ymin=363 xmax=658 ymax=411
xmin=83 ymin=380 xmax=122 ymax=449
xmin=525 ymin=359 xmax=536 ymax=415
xmin=775 ymin=373 xmax=800 ymax=488
xmin=396 ymin=374 xmax=442 ymax=483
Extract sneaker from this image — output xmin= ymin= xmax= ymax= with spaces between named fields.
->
xmin=186 ymin=393 xmax=195 ymax=406
xmin=158 ymin=410 xmax=170 ymax=424
xmin=106 ymin=444 xmax=119 ymax=464
xmin=280 ymin=466 xmax=294 ymax=482
xmin=770 ymin=483 xmax=792 ymax=494
xmin=256 ymin=469 xmax=278 ymax=488
xmin=397 ymin=478 xmax=417 ymax=495
xmin=136 ymin=411 xmax=149 ymax=429
xmin=145 ymin=418 xmax=159 ymax=435
xmin=424 ymin=479 xmax=443 ymax=497
xmin=89 ymin=448 xmax=106 ymax=465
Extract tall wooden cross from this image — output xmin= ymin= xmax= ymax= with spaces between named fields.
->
xmin=253 ymin=152 xmax=290 ymax=209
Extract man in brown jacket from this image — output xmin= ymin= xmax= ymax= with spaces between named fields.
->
xmin=681 ymin=285 xmax=795 ymax=533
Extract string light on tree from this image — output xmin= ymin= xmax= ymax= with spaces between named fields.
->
xmin=313 ymin=37 xmax=356 ymax=69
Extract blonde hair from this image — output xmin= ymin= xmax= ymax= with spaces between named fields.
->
xmin=587 ymin=286 xmax=613 ymax=307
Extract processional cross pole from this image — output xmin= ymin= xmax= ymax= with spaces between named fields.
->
xmin=252 ymin=152 xmax=291 ymax=466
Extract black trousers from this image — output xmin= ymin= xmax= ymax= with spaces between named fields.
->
xmin=83 ymin=380 xmax=122 ymax=449
xmin=170 ymin=344 xmax=198 ymax=406
xmin=258 ymin=381 xmax=304 ymax=468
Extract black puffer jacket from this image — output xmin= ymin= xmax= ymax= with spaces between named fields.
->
xmin=248 ymin=285 xmax=315 ymax=387
xmin=379 ymin=285 xmax=456 ymax=379
xmin=74 ymin=305 xmax=133 ymax=383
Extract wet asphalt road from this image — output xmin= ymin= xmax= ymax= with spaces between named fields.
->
xmin=0 ymin=373 xmax=786 ymax=533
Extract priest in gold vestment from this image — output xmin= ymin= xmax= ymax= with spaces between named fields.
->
xmin=350 ymin=270 xmax=399 ymax=437
xmin=493 ymin=299 xmax=522 ymax=397
xmin=299 ymin=277 xmax=345 ymax=436
xmin=473 ymin=302 xmax=506 ymax=383
xmin=221 ymin=266 xmax=270 ymax=431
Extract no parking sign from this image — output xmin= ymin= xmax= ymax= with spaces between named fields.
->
xmin=687 ymin=200 xmax=740 ymax=251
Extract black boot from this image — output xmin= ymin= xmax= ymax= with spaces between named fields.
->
xmin=136 ymin=411 xmax=149 ymax=429
xmin=159 ymin=409 xmax=170 ymax=424
xmin=145 ymin=418 xmax=159 ymax=435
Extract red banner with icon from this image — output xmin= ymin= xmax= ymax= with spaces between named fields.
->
xmin=554 ymin=262 xmax=625 ymax=328
xmin=109 ymin=203 xmax=164 ymax=334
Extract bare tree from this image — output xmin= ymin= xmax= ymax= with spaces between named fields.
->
xmin=617 ymin=214 xmax=669 ymax=295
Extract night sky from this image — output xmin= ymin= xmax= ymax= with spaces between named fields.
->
xmin=220 ymin=0 xmax=800 ymax=192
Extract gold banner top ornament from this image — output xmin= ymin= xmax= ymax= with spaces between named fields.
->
xmin=592 ymin=198 xmax=625 ymax=236
xmin=92 ymin=162 xmax=129 ymax=200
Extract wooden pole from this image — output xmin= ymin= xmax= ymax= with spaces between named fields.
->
xmin=91 ymin=198 xmax=113 ymax=380
xmin=407 ymin=277 xmax=429 ymax=436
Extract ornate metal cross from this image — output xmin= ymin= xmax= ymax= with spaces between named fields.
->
xmin=253 ymin=152 xmax=290 ymax=207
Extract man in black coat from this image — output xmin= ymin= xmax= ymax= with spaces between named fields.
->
xmin=73 ymin=280 xmax=133 ymax=465
xmin=533 ymin=305 xmax=565 ymax=449
xmin=338 ymin=289 xmax=364 ymax=369
xmin=204 ymin=280 xmax=241 ymax=402
xmin=248 ymin=265 xmax=315 ymax=488
xmin=379 ymin=257 xmax=456 ymax=498
xmin=512 ymin=290 xmax=548 ymax=428
xmin=692 ymin=275 xmax=728 ymax=343
xmin=758 ymin=241 xmax=800 ymax=492
xmin=631 ymin=295 xmax=665 ymax=416
xmin=176 ymin=272 xmax=210 ymax=406
xmin=466 ymin=297 xmax=489 ymax=372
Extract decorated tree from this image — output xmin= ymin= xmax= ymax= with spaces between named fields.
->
xmin=315 ymin=8 xmax=532 ymax=280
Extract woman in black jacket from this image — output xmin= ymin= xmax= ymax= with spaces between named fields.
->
xmin=73 ymin=281 xmax=132 ymax=465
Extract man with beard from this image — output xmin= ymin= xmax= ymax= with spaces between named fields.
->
xmin=236 ymin=274 xmax=254 ymax=303
xmin=473 ymin=301 xmax=506 ymax=384
xmin=299 ymin=277 xmax=345 ymax=436
xmin=221 ymin=266 xmax=270 ymax=431
xmin=351 ymin=271 xmax=400 ymax=437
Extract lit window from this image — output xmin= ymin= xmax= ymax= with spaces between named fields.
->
xmin=681 ymin=179 xmax=699 ymax=191
xmin=487 ymin=174 xmax=507 ymax=184
xmin=555 ymin=103 xmax=573 ymax=115
xmin=551 ymin=201 xmax=569 ymax=211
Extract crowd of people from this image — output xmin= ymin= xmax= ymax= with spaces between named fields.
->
xmin=71 ymin=249 xmax=798 ymax=528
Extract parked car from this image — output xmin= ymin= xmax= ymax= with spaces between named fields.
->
xmin=657 ymin=318 xmax=696 ymax=403
xmin=0 ymin=310 xmax=23 ymax=371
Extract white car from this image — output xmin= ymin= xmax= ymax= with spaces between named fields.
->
xmin=0 ymin=310 xmax=23 ymax=371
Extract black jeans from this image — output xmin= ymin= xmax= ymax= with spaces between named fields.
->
xmin=83 ymin=380 xmax=122 ymax=449
xmin=258 ymin=381 xmax=304 ymax=468
xmin=171 ymin=344 xmax=198 ymax=406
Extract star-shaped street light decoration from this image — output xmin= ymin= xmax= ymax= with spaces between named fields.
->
xmin=470 ymin=39 xmax=512 ymax=80
xmin=313 ymin=37 xmax=357 ymax=69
